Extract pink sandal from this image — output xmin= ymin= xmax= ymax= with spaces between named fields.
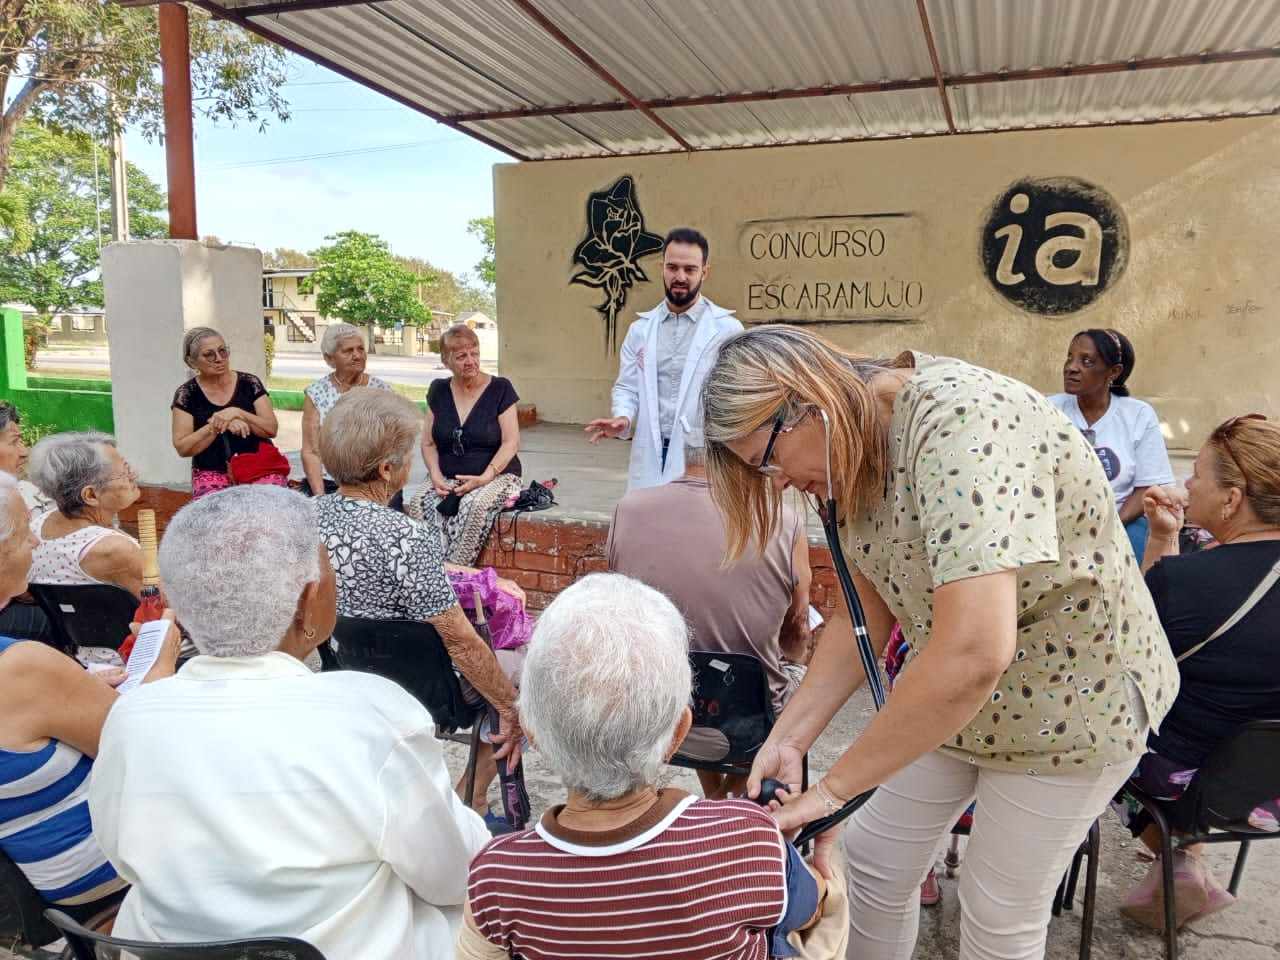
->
xmin=920 ymin=868 xmax=942 ymax=907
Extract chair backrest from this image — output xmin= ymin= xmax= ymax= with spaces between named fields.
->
xmin=1189 ymin=719 xmax=1280 ymax=829
xmin=0 ymin=847 xmax=60 ymax=947
xmin=672 ymin=651 xmax=775 ymax=768
xmin=28 ymin=583 xmax=137 ymax=652
xmin=331 ymin=617 xmax=479 ymax=733
xmin=45 ymin=909 xmax=328 ymax=960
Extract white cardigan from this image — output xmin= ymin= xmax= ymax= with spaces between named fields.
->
xmin=89 ymin=651 xmax=489 ymax=960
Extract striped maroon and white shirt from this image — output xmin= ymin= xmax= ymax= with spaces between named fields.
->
xmin=467 ymin=790 xmax=788 ymax=960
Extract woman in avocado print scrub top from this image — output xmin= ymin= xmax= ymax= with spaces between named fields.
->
xmin=701 ymin=326 xmax=1178 ymax=960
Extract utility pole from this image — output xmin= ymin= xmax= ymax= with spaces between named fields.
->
xmin=93 ymin=141 xmax=103 ymax=251
xmin=107 ymin=97 xmax=130 ymax=242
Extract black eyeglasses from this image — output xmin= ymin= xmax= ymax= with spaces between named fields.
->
xmin=1081 ymin=428 xmax=1097 ymax=446
xmin=451 ymin=427 xmax=465 ymax=457
xmin=199 ymin=346 xmax=230 ymax=362
xmin=758 ymin=410 xmax=788 ymax=476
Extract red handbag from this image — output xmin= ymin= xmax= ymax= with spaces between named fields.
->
xmin=226 ymin=440 xmax=292 ymax=485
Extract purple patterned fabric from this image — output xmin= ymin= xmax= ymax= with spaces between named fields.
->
xmin=447 ymin=566 xmax=531 ymax=651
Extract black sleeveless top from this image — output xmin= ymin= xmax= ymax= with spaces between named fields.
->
xmin=427 ymin=376 xmax=521 ymax=479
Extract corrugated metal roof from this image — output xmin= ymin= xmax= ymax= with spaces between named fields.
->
xmin=195 ymin=0 xmax=1280 ymax=160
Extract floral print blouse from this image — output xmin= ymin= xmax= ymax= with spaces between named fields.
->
xmin=843 ymin=353 xmax=1179 ymax=775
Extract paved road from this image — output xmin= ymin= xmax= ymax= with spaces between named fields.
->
xmin=35 ymin=346 xmax=494 ymax=387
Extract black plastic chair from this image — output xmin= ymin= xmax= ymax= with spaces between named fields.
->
xmin=1123 ymin=720 xmax=1280 ymax=960
xmin=331 ymin=616 xmax=484 ymax=799
xmin=671 ymin=651 xmax=809 ymax=789
xmin=28 ymin=582 xmax=137 ymax=653
xmin=45 ymin=908 xmax=328 ymax=959
xmin=0 ymin=846 xmax=60 ymax=949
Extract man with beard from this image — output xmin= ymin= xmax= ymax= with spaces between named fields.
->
xmin=586 ymin=227 xmax=742 ymax=490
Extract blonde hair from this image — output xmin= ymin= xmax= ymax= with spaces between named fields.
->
xmin=701 ymin=326 xmax=908 ymax=559
xmin=1207 ymin=416 xmax=1280 ymax=526
xmin=319 ymin=387 xmax=421 ymax=484
xmin=440 ymin=323 xmax=480 ymax=361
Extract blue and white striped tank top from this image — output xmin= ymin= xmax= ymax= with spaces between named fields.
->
xmin=0 ymin=636 xmax=125 ymax=905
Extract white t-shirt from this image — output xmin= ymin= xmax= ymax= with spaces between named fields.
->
xmin=1049 ymin=393 xmax=1174 ymax=509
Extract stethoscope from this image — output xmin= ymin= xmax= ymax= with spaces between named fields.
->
xmin=791 ymin=409 xmax=885 ymax=845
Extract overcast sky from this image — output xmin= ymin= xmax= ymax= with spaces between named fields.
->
xmin=125 ymin=56 xmax=509 ymax=279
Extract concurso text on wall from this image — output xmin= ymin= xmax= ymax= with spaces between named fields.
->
xmin=738 ymin=214 xmax=926 ymax=325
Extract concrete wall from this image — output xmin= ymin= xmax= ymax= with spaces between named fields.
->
xmin=102 ymin=240 xmax=265 ymax=487
xmin=0 ymin=310 xmax=114 ymax=434
xmin=494 ymin=117 xmax=1280 ymax=450
xmin=44 ymin=312 xmax=108 ymax=344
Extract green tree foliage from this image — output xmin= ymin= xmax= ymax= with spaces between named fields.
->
xmin=0 ymin=124 xmax=167 ymax=316
xmin=466 ymin=215 xmax=495 ymax=286
xmin=303 ymin=230 xmax=431 ymax=330
xmin=394 ymin=254 xmax=495 ymax=322
xmin=264 ymin=246 xmax=316 ymax=269
xmin=0 ymin=2 xmax=290 ymax=190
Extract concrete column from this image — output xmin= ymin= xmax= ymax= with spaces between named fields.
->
xmin=102 ymin=239 xmax=265 ymax=487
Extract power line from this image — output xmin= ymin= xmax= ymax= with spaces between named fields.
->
xmin=209 ymin=136 xmax=454 ymax=169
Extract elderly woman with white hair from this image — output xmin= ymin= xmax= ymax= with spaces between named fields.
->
xmin=410 ymin=323 xmax=522 ymax=564
xmin=301 ymin=322 xmax=391 ymax=497
xmin=89 ymin=485 xmax=489 ymax=959
xmin=0 ymin=472 xmax=178 ymax=930
xmin=26 ymin=432 xmax=143 ymax=598
xmin=459 ymin=573 xmax=837 ymax=960
xmin=316 ymin=387 xmax=527 ymax=830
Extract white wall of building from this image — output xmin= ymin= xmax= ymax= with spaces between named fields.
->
xmin=103 ymin=240 xmax=264 ymax=487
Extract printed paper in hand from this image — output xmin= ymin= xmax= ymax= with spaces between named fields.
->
xmin=118 ymin=619 xmax=171 ymax=694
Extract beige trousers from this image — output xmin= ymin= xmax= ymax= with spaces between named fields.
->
xmin=842 ymin=749 xmax=1133 ymax=960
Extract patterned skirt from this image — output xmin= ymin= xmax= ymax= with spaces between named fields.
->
xmin=405 ymin=474 xmax=522 ymax=565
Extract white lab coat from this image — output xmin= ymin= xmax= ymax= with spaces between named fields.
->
xmin=610 ymin=297 xmax=743 ymax=490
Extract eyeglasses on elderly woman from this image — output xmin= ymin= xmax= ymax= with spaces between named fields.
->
xmin=199 ymin=345 xmax=230 ymax=362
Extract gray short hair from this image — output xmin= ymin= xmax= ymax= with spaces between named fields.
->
xmin=518 ymin=573 xmax=691 ymax=801
xmin=27 ymin=432 xmax=116 ymax=516
xmin=182 ymin=326 xmax=223 ymax=368
xmin=159 ymin=486 xmax=320 ymax=657
xmin=321 ymin=323 xmax=364 ymax=360
xmin=0 ymin=472 xmax=22 ymax=543
xmin=319 ymin=388 xmax=421 ymax=484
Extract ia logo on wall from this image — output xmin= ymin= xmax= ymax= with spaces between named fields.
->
xmin=980 ymin=177 xmax=1129 ymax=316
xmin=569 ymin=175 xmax=664 ymax=353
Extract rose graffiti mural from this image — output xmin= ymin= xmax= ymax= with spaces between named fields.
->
xmin=569 ymin=175 xmax=664 ymax=353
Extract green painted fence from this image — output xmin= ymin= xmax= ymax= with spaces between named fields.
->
xmin=0 ymin=309 xmax=115 ymax=433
